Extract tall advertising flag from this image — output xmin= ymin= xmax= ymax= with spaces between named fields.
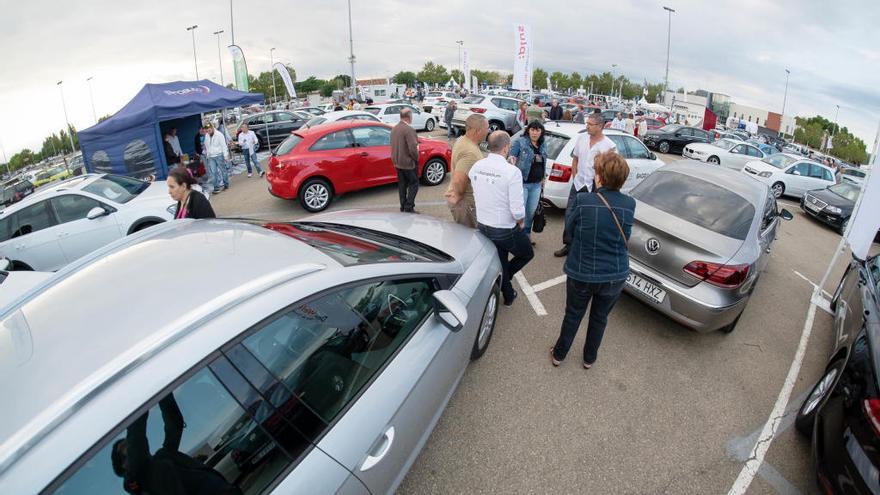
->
xmin=273 ymin=62 xmax=296 ymax=98
xmin=228 ymin=45 xmax=250 ymax=92
xmin=513 ymin=24 xmax=533 ymax=91
xmin=462 ymin=49 xmax=471 ymax=92
xmin=845 ymin=119 xmax=880 ymax=260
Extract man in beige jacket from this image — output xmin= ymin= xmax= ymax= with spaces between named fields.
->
xmin=446 ymin=114 xmax=489 ymax=227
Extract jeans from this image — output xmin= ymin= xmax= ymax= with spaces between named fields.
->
xmin=243 ymin=149 xmax=262 ymax=174
xmin=446 ymin=122 xmax=456 ymax=139
xmin=206 ymin=155 xmax=229 ymax=190
xmin=396 ymin=168 xmax=419 ymax=212
xmin=478 ymin=223 xmax=535 ymax=301
xmin=552 ymin=278 xmax=625 ymax=364
xmin=522 ymin=182 xmax=542 ymax=236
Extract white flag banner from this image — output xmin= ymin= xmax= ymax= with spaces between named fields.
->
xmin=462 ymin=49 xmax=471 ymax=93
xmin=512 ymin=23 xmax=532 ymax=91
xmin=547 ymin=76 xmax=552 ymax=91
xmin=273 ymin=62 xmax=296 ymax=98
xmin=846 ymin=120 xmax=880 ymax=259
xmin=473 ymin=78 xmax=478 ymax=94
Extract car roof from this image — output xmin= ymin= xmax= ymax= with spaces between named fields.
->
xmin=662 ymin=160 xmax=768 ymax=205
xmin=540 ymin=123 xmax=636 ymax=139
xmin=0 ymin=220 xmax=334 ymax=469
xmin=0 ymin=174 xmax=103 ymax=217
xmin=296 ymin=119 xmax=391 ymax=138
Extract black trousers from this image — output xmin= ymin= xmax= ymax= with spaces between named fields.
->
xmin=552 ymin=278 xmax=625 ymax=364
xmin=562 ymin=184 xmax=591 ymax=245
xmin=396 ymin=168 xmax=419 ymax=212
xmin=478 ymin=223 xmax=535 ymax=301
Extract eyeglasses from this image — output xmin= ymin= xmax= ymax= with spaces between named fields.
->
xmin=587 ymin=122 xmax=602 ymax=127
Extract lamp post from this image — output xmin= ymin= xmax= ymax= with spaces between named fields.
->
xmin=611 ymin=63 xmax=617 ymax=98
xmin=229 ymin=0 xmax=235 ymax=45
xmin=662 ymin=6 xmax=675 ymax=103
xmin=456 ymin=40 xmax=464 ymax=75
xmin=57 ymin=81 xmax=76 ymax=171
xmin=86 ymin=76 xmax=97 ymax=125
xmin=186 ymin=25 xmax=199 ymax=79
xmin=213 ymin=30 xmax=225 ymax=85
xmin=347 ymin=0 xmax=356 ymax=95
xmin=270 ymin=47 xmax=277 ymax=104
xmin=780 ymin=68 xmax=790 ymax=137
xmin=830 ymin=104 xmax=840 ymax=152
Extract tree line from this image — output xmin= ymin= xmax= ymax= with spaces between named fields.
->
xmin=5 ymin=125 xmax=80 ymax=173
xmin=793 ymin=116 xmax=869 ymax=164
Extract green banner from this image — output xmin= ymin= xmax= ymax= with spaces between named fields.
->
xmin=228 ymin=45 xmax=249 ymax=92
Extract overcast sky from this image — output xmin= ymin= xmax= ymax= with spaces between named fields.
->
xmin=1 ymin=0 xmax=877 ymax=159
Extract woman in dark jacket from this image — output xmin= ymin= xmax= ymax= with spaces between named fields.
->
xmin=550 ymin=150 xmax=635 ymax=369
xmin=167 ymin=167 xmax=215 ymax=219
xmin=508 ymin=120 xmax=547 ymax=243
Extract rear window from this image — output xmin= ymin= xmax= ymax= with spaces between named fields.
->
xmin=462 ymin=96 xmax=484 ymax=104
xmin=364 ymin=107 xmax=381 ymax=115
xmin=274 ymin=134 xmax=304 ymax=156
xmin=762 ymin=154 xmax=798 ymax=169
xmin=305 ymin=117 xmax=327 ymax=128
xmin=631 ymin=171 xmax=755 ymax=240
xmin=543 ymin=133 xmax=570 ymax=160
xmin=82 ymin=175 xmax=148 ymax=203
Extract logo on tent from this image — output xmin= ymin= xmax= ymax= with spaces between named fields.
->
xmin=163 ymin=85 xmax=211 ymax=96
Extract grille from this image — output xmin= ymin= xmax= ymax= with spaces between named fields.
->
xmin=807 ymin=195 xmax=828 ymax=209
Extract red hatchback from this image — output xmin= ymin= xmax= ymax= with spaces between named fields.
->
xmin=267 ymin=121 xmax=451 ymax=212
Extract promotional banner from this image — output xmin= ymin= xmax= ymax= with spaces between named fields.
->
xmin=462 ymin=49 xmax=471 ymax=93
xmin=228 ymin=45 xmax=249 ymax=92
xmin=547 ymin=75 xmax=552 ymax=91
xmin=512 ymin=24 xmax=533 ymax=91
xmin=273 ymin=62 xmax=296 ymax=98
xmin=473 ymin=78 xmax=478 ymax=94
xmin=846 ymin=119 xmax=880 ymax=259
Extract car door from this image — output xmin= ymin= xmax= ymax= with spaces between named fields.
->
xmin=784 ymin=162 xmax=813 ymax=196
xmin=809 ymin=164 xmax=836 ymax=191
xmin=407 ymin=105 xmax=428 ymax=129
xmin=726 ymin=144 xmax=753 ymax=171
xmin=4 ymin=200 xmax=65 ymax=271
xmin=248 ymin=115 xmax=270 ymax=148
xmin=351 ymin=126 xmax=396 ymax=185
xmin=275 ymin=112 xmax=303 ymax=136
xmin=756 ymin=193 xmax=780 ymax=273
xmin=383 ymin=105 xmax=402 ymax=126
xmin=49 ymin=194 xmax=122 ymax=264
xmin=616 ymin=136 xmax=662 ymax=192
xmin=308 ymin=129 xmax=361 ymax=192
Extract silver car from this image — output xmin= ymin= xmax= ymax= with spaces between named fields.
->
xmin=624 ymin=161 xmax=793 ymax=333
xmin=0 ymin=211 xmax=502 ymax=494
xmin=451 ymin=95 xmax=523 ymax=134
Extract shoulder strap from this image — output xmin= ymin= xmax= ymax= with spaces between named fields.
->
xmin=595 ymin=192 xmax=627 ymax=246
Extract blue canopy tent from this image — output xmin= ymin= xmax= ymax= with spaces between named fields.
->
xmin=78 ymin=80 xmax=264 ymax=180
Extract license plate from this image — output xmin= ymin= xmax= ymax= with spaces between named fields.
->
xmin=804 ymin=201 xmax=820 ymax=212
xmin=626 ymin=272 xmax=666 ymax=304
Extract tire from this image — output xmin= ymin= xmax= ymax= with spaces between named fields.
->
xmin=719 ymin=310 xmax=742 ymax=334
xmin=425 ymin=119 xmax=435 ymax=132
xmin=658 ymin=141 xmax=670 ymax=154
xmin=133 ymin=221 xmax=160 ymax=233
xmin=795 ymin=358 xmax=844 ymax=435
xmin=9 ymin=260 xmax=33 ymax=271
xmin=771 ymin=182 xmax=785 ymax=199
xmin=471 ymin=282 xmax=500 ymax=360
xmin=298 ymin=178 xmax=333 ymax=213
xmin=708 ymin=156 xmax=720 ymax=165
xmin=488 ymin=120 xmax=504 ymax=133
xmin=838 ymin=217 xmax=849 ymax=235
xmin=421 ymin=158 xmax=446 ymax=186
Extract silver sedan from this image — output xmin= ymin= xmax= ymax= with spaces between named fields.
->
xmin=623 ymin=161 xmax=793 ymax=333
xmin=0 ymin=211 xmax=501 ymax=494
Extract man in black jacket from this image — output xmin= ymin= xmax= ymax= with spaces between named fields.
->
xmin=548 ymin=99 xmax=564 ymax=121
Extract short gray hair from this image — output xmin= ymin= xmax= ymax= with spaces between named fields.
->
xmin=465 ymin=113 xmax=487 ymax=132
xmin=486 ymin=131 xmax=510 ymax=153
xmin=587 ymin=113 xmax=604 ymax=125
xmin=400 ymin=107 xmax=412 ymax=120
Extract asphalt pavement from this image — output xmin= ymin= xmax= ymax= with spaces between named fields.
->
xmin=210 ymin=129 xmax=853 ymax=495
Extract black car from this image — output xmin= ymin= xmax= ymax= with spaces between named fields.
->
xmin=801 ymin=182 xmax=860 ymax=234
xmin=294 ymin=107 xmax=326 ymax=117
xmin=641 ymin=124 xmax=713 ymax=154
xmin=234 ymin=111 xmax=308 ymax=151
xmin=796 ymin=254 xmax=880 ymax=494
xmin=1 ymin=180 xmax=34 ymax=207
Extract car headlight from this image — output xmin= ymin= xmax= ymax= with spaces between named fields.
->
xmin=825 ymin=205 xmax=842 ymax=214
xmin=166 ymin=204 xmax=177 ymax=215
xmin=758 ymin=171 xmax=772 ymax=178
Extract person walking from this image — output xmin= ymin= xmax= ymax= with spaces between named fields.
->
xmin=573 ymin=104 xmax=587 ymax=124
xmin=446 ymin=114 xmax=489 ymax=228
xmin=203 ymin=123 xmax=230 ymax=194
xmin=550 ymin=151 xmax=634 ymax=368
xmin=470 ymin=131 xmax=534 ymax=306
xmin=637 ymin=117 xmax=648 ymax=139
xmin=548 ymin=98 xmax=564 ymax=121
xmin=526 ymin=97 xmax=545 ymax=124
xmin=444 ymin=100 xmax=458 ymax=140
xmin=554 ymin=112 xmax=617 ymax=257
xmin=391 ymin=107 xmax=420 ymax=212
xmin=508 ymin=120 xmax=547 ymax=244
xmin=236 ymin=123 xmax=264 ymax=178
xmin=624 ymin=113 xmax=636 ymax=135
xmin=167 ymin=167 xmax=216 ymax=219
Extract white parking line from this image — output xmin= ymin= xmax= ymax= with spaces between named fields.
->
xmin=532 ymin=275 xmax=567 ymax=293
xmin=793 ymin=270 xmax=834 ymax=314
xmin=514 ymin=272 xmax=547 ymax=316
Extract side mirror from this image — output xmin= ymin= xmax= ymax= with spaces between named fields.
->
xmin=649 ymin=152 xmax=657 ymax=161
xmin=432 ymin=290 xmax=468 ymax=332
xmin=0 ymin=258 xmax=10 ymax=271
xmin=87 ymin=206 xmax=108 ymax=220
xmin=791 ymin=170 xmax=801 ymax=176
xmin=780 ymin=208 xmax=794 ymax=221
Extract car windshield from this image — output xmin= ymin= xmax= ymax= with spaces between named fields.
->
xmin=462 ymin=96 xmax=484 ymax=104
xmin=828 ymin=182 xmax=861 ymax=202
xmin=659 ymin=124 xmax=681 ymax=133
xmin=364 ymin=107 xmax=381 ymax=115
xmin=262 ymin=222 xmax=454 ymax=265
xmin=843 ymin=169 xmax=866 ymax=178
xmin=82 ymin=174 xmax=149 ymax=203
xmin=713 ymin=139 xmax=737 ymax=150
xmin=631 ymin=170 xmax=755 ymax=240
xmin=762 ymin=154 xmax=798 ymax=169
xmin=305 ymin=117 xmax=327 ymax=128
xmin=274 ymin=134 xmax=304 ymax=156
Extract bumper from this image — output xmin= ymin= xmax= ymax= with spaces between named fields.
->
xmin=682 ymin=149 xmax=706 ymax=161
xmin=266 ymin=171 xmax=298 ymax=200
xmin=543 ymin=178 xmax=571 ymax=209
xmin=643 ymin=138 xmax=657 ymax=149
xmin=800 ymin=199 xmax=845 ymax=230
xmin=623 ymin=257 xmax=750 ymax=332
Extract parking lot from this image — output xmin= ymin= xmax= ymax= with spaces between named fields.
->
xmin=208 ymin=129 xmax=849 ymax=494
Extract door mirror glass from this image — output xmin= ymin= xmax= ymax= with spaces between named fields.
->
xmin=86 ymin=206 xmax=107 ymax=220
xmin=0 ymin=258 xmax=10 ymax=271
xmin=780 ymin=208 xmax=794 ymax=221
xmin=432 ymin=290 xmax=468 ymax=332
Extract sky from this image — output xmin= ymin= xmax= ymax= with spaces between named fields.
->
xmin=0 ymin=0 xmax=877 ymax=160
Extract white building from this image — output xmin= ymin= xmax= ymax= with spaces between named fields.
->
xmin=355 ymin=78 xmax=407 ymax=102
xmin=662 ymin=91 xmax=708 ymax=126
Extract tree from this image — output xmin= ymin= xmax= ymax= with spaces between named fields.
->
xmin=392 ymin=71 xmax=417 ymax=87
xmin=416 ymin=62 xmax=449 ymax=86
xmin=532 ymin=68 xmax=549 ymax=90
xmin=550 ymin=71 xmax=570 ymax=91
xmin=333 ymin=74 xmax=351 ymax=88
xmin=449 ymin=69 xmax=463 ymax=86
xmin=98 ymin=114 xmax=111 ymax=123
xmin=294 ymin=76 xmax=325 ymax=95
xmin=569 ymin=72 xmax=583 ymax=91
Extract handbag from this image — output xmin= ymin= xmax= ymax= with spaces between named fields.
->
xmin=595 ymin=192 xmax=627 ymax=247
xmin=532 ymin=188 xmax=546 ymax=233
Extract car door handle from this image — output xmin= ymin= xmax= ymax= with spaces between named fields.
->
xmin=360 ymin=152 xmax=369 ymax=157
xmin=360 ymin=426 xmax=395 ymax=472
xmin=57 ymin=232 xmax=70 ymax=238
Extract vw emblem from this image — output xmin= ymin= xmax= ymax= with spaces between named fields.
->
xmin=645 ymin=238 xmax=661 ymax=255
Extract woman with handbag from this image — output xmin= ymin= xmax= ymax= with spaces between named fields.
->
xmin=507 ymin=120 xmax=547 ymax=245
xmin=550 ymin=150 xmax=634 ymax=369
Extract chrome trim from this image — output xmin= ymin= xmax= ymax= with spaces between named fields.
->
xmin=0 ymin=262 xmax=325 ymax=475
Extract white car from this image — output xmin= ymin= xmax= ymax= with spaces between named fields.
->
xmin=303 ymin=110 xmax=381 ymax=129
xmin=423 ymin=91 xmax=459 ymax=109
xmin=535 ymin=125 xmax=667 ymax=209
xmin=839 ymin=166 xmax=867 ymax=186
xmin=0 ymin=174 xmax=177 ymax=271
xmin=683 ymin=139 xmax=766 ymax=171
xmin=364 ymin=104 xmax=437 ymax=131
xmin=451 ymin=95 xmax=523 ymax=134
xmin=741 ymin=153 xmax=836 ymax=199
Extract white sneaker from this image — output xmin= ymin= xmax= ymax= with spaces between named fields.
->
xmin=247 ymin=173 xmax=253 ymax=177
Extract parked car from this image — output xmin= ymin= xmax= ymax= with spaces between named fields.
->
xmin=624 ymin=161 xmax=793 ymax=332
xmin=364 ymin=104 xmax=437 ymax=131
xmin=748 ymin=140 xmax=778 ymax=156
xmin=795 ymin=253 xmax=880 ymax=494
xmin=642 ymin=124 xmax=713 ymax=154
xmin=708 ymin=130 xmax=745 ymax=142
xmin=233 ymin=111 xmax=309 ymax=151
xmin=32 ymin=166 xmax=71 ymax=188
xmin=633 ymin=116 xmax=666 ymax=137
xmin=0 ymin=174 xmax=176 ymax=271
xmin=840 ymin=166 xmax=868 ymax=186
xmin=683 ymin=138 xmax=766 ymax=170
xmin=0 ymin=211 xmax=502 ymax=495
xmin=451 ymin=95 xmax=523 ymax=134
xmin=536 ymin=125 xmax=666 ymax=209
xmin=783 ymin=143 xmax=808 ymax=155
xmin=303 ymin=110 xmax=382 ymax=130
xmin=1 ymin=179 xmax=34 ymax=206
xmin=293 ymin=106 xmax=326 ymax=117
xmin=267 ymin=120 xmax=451 ymax=212
xmin=741 ymin=153 xmax=836 ymax=198
xmin=0 ymin=262 xmax=52 ymax=308
xmin=431 ymin=100 xmax=450 ymax=128
xmin=800 ymin=181 xmax=860 ymax=234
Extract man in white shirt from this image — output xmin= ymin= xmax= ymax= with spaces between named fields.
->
xmin=470 ymin=131 xmax=535 ymax=306
xmin=203 ymin=123 xmax=230 ymax=193
xmin=168 ymin=127 xmax=182 ymax=157
xmin=611 ymin=112 xmax=627 ymax=131
xmin=236 ymin=123 xmax=264 ymax=178
xmin=624 ymin=113 xmax=636 ymax=135
xmin=554 ymin=112 xmax=617 ymax=257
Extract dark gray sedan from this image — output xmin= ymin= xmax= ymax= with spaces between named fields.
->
xmin=624 ymin=161 xmax=793 ymax=333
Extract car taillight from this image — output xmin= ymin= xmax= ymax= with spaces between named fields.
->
xmin=549 ymin=162 xmax=571 ymax=183
xmin=683 ymin=261 xmax=750 ymax=288
xmin=470 ymin=107 xmax=486 ymax=114
xmin=863 ymin=398 xmax=880 ymax=437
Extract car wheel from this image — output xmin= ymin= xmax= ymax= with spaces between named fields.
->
xmin=425 ymin=119 xmax=435 ymax=132
xmin=795 ymin=358 xmax=844 ymax=435
xmin=658 ymin=141 xmax=670 ymax=154
xmin=488 ymin=120 xmax=504 ymax=133
xmin=133 ymin=221 xmax=160 ymax=233
xmin=471 ymin=281 xmax=500 ymax=360
xmin=771 ymin=182 xmax=785 ymax=198
xmin=708 ymin=156 xmax=720 ymax=165
xmin=421 ymin=158 xmax=446 ymax=186
xmin=299 ymin=178 xmax=333 ymax=213
xmin=9 ymin=260 xmax=33 ymax=271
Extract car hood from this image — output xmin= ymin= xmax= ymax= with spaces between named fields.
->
xmin=805 ymin=187 xmax=855 ymax=210
xmin=688 ymin=142 xmax=727 ymax=152
xmin=743 ymin=160 xmax=780 ymax=174
xmin=0 ymin=271 xmax=53 ymax=310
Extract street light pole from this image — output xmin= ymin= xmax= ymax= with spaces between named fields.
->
xmin=86 ymin=76 xmax=97 ymax=125
xmin=270 ymin=47 xmax=277 ymax=104
xmin=780 ymin=68 xmax=790 ymax=137
xmin=57 ymin=81 xmax=76 ymax=171
xmin=229 ymin=0 xmax=235 ymax=45
xmin=830 ymin=104 xmax=840 ymax=152
xmin=456 ymin=40 xmax=464 ymax=75
xmin=347 ymin=0 xmax=356 ymax=95
xmin=213 ymin=30 xmax=225 ymax=86
xmin=186 ymin=25 xmax=199 ymax=79
xmin=611 ymin=63 xmax=617 ymax=98
xmin=662 ymin=6 xmax=675 ymax=103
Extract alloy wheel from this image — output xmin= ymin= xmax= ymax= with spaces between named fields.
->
xmin=304 ymin=184 xmax=329 ymax=210
xmin=477 ymin=292 xmax=497 ymax=351
xmin=425 ymin=161 xmax=445 ymax=185
xmin=802 ymin=367 xmax=839 ymax=416
xmin=771 ymin=183 xmax=784 ymax=198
